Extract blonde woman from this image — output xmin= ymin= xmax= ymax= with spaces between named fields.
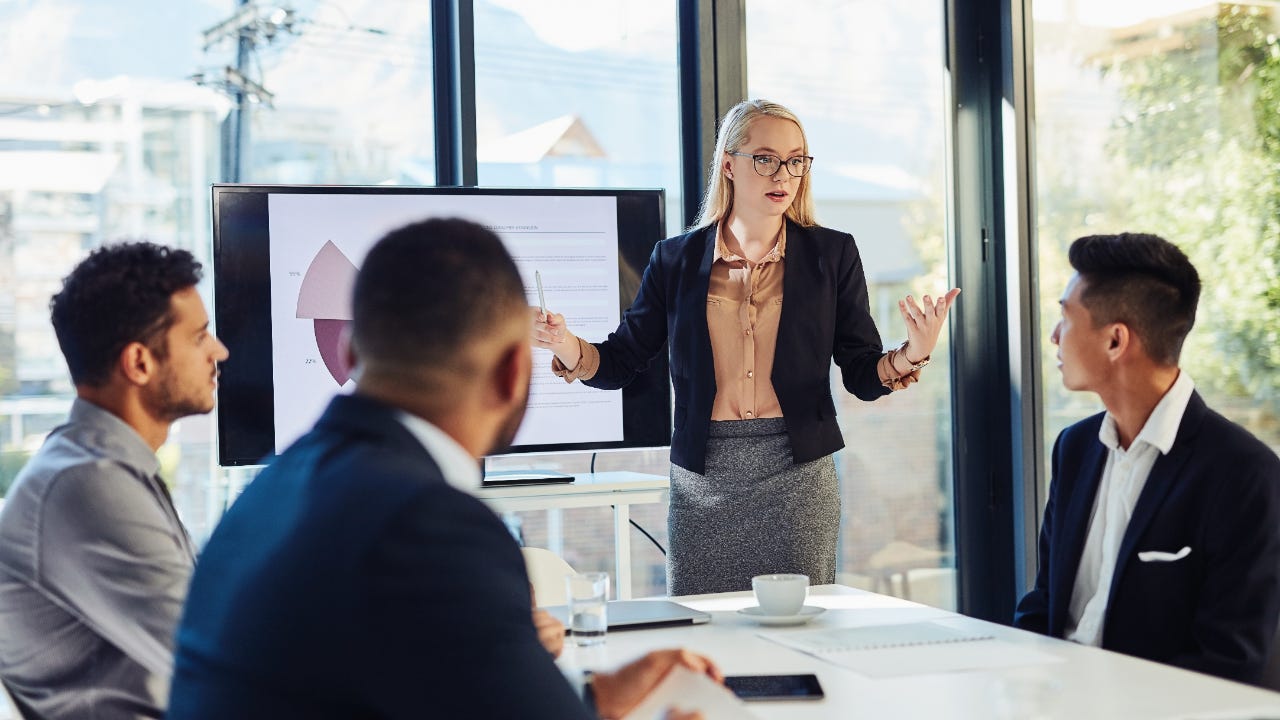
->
xmin=535 ymin=99 xmax=959 ymax=596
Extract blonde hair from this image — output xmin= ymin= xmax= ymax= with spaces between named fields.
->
xmin=692 ymin=99 xmax=818 ymax=229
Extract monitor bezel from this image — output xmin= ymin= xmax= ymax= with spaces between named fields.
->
xmin=212 ymin=183 xmax=672 ymax=467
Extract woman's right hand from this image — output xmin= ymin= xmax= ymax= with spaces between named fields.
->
xmin=531 ymin=309 xmax=582 ymax=371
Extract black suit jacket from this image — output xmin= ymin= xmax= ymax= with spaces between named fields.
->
xmin=167 ymin=395 xmax=592 ymax=719
xmin=586 ymin=220 xmax=890 ymax=474
xmin=1014 ymin=391 xmax=1280 ymax=683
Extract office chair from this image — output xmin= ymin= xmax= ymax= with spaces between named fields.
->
xmin=521 ymin=547 xmax=577 ymax=607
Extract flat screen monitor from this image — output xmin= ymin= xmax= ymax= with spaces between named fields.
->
xmin=212 ymin=184 xmax=671 ymax=467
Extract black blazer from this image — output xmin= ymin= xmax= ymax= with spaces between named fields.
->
xmin=168 ymin=395 xmax=593 ymax=719
xmin=1014 ymin=391 xmax=1280 ymax=684
xmin=586 ymin=220 xmax=890 ymax=474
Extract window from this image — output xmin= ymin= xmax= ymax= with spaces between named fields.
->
xmin=0 ymin=0 xmax=436 ymax=542
xmin=238 ymin=0 xmax=434 ymax=185
xmin=0 ymin=1 xmax=975 ymax=609
xmin=1032 ymin=1 xmax=1280 ymax=485
xmin=0 ymin=0 xmax=232 ymax=539
xmin=474 ymin=1 xmax=682 ymax=236
xmin=474 ymin=0 xmax=683 ymax=597
xmin=746 ymin=0 xmax=957 ymax=610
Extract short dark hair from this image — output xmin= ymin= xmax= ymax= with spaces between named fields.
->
xmin=1068 ymin=233 xmax=1201 ymax=365
xmin=352 ymin=218 xmax=527 ymax=372
xmin=50 ymin=241 xmax=203 ymax=386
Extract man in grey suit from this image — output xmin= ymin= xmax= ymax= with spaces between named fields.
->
xmin=0 ymin=242 xmax=228 ymax=719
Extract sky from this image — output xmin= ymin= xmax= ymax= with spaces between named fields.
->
xmin=486 ymin=0 xmax=674 ymax=57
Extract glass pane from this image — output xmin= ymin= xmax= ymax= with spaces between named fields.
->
xmin=474 ymin=0 xmax=681 ymax=599
xmin=212 ymin=1 xmax=435 ymax=526
xmin=474 ymin=1 xmax=682 ymax=236
xmin=241 ymin=1 xmax=434 ymax=185
xmin=746 ymin=1 xmax=956 ymax=609
xmin=0 ymin=0 xmax=231 ymax=540
xmin=1032 ymin=2 xmax=1280 ymax=485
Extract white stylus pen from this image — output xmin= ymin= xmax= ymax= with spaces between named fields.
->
xmin=535 ymin=270 xmax=547 ymax=317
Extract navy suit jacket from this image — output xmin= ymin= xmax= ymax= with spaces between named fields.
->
xmin=1014 ymin=391 xmax=1280 ymax=684
xmin=585 ymin=220 xmax=890 ymax=474
xmin=168 ymin=394 xmax=593 ymax=719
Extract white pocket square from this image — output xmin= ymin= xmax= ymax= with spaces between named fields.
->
xmin=1138 ymin=546 xmax=1192 ymax=563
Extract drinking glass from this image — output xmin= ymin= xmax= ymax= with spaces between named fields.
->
xmin=566 ymin=571 xmax=609 ymax=646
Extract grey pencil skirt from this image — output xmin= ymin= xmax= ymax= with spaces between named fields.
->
xmin=666 ymin=417 xmax=839 ymax=596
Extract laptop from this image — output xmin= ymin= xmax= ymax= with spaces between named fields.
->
xmin=481 ymin=470 xmax=575 ymax=487
xmin=545 ymin=600 xmax=711 ymax=630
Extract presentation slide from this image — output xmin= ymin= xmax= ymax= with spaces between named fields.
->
xmin=267 ymin=192 xmax=624 ymax=453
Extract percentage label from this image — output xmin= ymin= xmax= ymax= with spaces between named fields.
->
xmin=288 ymin=271 xmax=302 ymax=277
xmin=304 ymin=358 xmax=317 ymax=365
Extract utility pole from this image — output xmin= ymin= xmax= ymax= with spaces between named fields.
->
xmin=229 ymin=0 xmax=251 ymax=182
xmin=200 ymin=1 xmax=291 ymax=182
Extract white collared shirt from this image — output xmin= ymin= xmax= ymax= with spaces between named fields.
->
xmin=395 ymin=412 xmax=482 ymax=497
xmin=1065 ymin=371 xmax=1196 ymax=646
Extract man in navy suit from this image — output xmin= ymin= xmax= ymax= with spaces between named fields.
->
xmin=1014 ymin=232 xmax=1280 ymax=684
xmin=167 ymin=218 xmax=717 ymax=719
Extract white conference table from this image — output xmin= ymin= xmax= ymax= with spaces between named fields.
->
xmin=559 ymin=585 xmax=1280 ymax=719
xmin=476 ymin=472 xmax=668 ymax=600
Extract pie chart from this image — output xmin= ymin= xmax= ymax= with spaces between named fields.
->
xmin=296 ymin=240 xmax=358 ymax=386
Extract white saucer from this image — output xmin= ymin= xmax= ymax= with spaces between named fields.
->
xmin=737 ymin=605 xmax=826 ymax=626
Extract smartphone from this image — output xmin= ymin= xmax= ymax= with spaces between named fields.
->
xmin=724 ymin=674 xmax=825 ymax=702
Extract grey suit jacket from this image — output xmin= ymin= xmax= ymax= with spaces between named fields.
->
xmin=0 ymin=399 xmax=195 ymax=719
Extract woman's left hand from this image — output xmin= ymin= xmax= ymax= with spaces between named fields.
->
xmin=899 ymin=288 xmax=961 ymax=361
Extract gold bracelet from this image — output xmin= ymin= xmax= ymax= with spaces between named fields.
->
xmin=898 ymin=341 xmax=931 ymax=372
xmin=880 ymin=342 xmax=926 ymax=391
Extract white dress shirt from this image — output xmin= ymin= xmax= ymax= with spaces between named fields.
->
xmin=1066 ymin=371 xmax=1196 ymax=646
xmin=395 ymin=411 xmax=483 ymax=497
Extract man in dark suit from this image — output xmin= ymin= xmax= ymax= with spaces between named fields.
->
xmin=1014 ymin=232 xmax=1280 ymax=684
xmin=167 ymin=218 xmax=717 ymax=719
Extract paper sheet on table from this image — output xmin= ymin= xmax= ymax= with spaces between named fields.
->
xmin=761 ymin=621 xmax=1063 ymax=678
xmin=621 ymin=666 xmax=759 ymax=720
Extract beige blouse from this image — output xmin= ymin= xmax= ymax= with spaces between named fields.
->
xmin=705 ymin=224 xmax=785 ymax=421
xmin=551 ymin=223 xmax=788 ymax=421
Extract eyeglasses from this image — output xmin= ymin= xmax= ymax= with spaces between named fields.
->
xmin=727 ymin=151 xmax=814 ymax=178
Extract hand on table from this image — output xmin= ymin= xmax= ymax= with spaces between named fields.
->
xmin=528 ymin=584 xmax=565 ymax=658
xmin=531 ymin=608 xmax=565 ymax=658
xmin=592 ymin=649 xmax=723 ymax=720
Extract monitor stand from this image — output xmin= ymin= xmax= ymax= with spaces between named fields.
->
xmin=481 ymin=469 xmax=575 ymax=487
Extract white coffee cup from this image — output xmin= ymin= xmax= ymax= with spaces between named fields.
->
xmin=752 ymin=573 xmax=809 ymax=616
